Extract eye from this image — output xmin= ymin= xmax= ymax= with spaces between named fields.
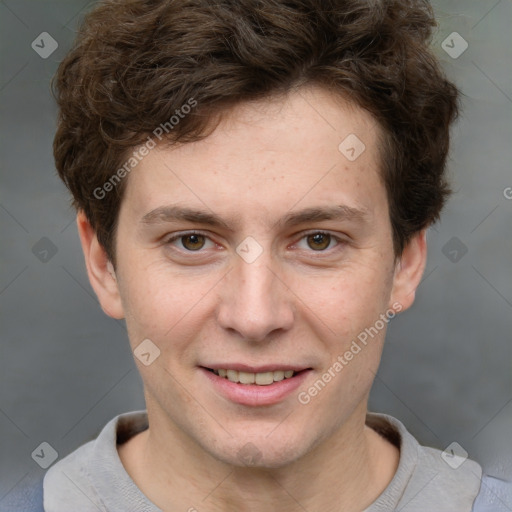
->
xmin=165 ymin=231 xmax=215 ymax=251
xmin=295 ymin=231 xmax=343 ymax=252
xmin=180 ymin=233 xmax=206 ymax=251
xmin=306 ymin=232 xmax=331 ymax=251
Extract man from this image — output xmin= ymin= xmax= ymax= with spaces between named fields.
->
xmin=15 ymin=0 xmax=512 ymax=510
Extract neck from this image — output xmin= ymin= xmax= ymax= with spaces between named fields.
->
xmin=118 ymin=402 xmax=399 ymax=512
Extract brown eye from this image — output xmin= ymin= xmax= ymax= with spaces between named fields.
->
xmin=181 ymin=234 xmax=206 ymax=251
xmin=306 ymin=233 xmax=331 ymax=251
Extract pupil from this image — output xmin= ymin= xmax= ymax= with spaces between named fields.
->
xmin=183 ymin=234 xmax=205 ymax=251
xmin=308 ymin=233 xmax=330 ymax=251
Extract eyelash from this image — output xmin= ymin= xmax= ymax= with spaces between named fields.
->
xmin=164 ymin=230 xmax=346 ymax=255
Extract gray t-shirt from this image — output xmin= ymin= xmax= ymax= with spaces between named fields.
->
xmin=43 ymin=410 xmax=484 ymax=511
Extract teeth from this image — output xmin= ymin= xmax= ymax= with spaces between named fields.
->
xmin=227 ymin=369 xmax=238 ymax=382
xmin=273 ymin=370 xmax=285 ymax=381
xmin=213 ymin=369 xmax=297 ymax=385
xmin=239 ymin=371 xmax=255 ymax=384
xmin=255 ymin=372 xmax=274 ymax=385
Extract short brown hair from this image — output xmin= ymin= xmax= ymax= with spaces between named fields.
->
xmin=53 ymin=0 xmax=459 ymax=264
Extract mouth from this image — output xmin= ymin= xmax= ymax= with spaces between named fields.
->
xmin=203 ymin=367 xmax=306 ymax=385
xmin=199 ymin=365 xmax=313 ymax=406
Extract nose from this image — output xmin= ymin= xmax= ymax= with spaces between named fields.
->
xmin=216 ymin=251 xmax=294 ymax=342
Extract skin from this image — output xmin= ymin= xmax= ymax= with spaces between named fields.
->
xmin=77 ymin=85 xmax=427 ymax=512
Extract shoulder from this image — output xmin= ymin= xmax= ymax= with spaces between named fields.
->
xmin=0 ymin=473 xmax=45 ymax=512
xmin=43 ymin=436 xmax=101 ymax=511
xmin=366 ymin=413 xmax=483 ymax=511
xmin=399 ymin=440 xmax=483 ymax=511
xmin=43 ymin=410 xmax=149 ymax=511
xmin=416 ymin=444 xmax=482 ymax=498
xmin=472 ymin=474 xmax=512 ymax=512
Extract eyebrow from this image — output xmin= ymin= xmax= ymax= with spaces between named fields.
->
xmin=139 ymin=204 xmax=370 ymax=230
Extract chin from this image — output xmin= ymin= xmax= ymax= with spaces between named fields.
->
xmin=206 ymin=428 xmax=315 ymax=469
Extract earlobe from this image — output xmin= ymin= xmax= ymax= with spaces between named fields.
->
xmin=76 ymin=211 xmax=125 ymax=319
xmin=389 ymin=229 xmax=428 ymax=313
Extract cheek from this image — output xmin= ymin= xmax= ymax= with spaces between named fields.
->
xmin=292 ymin=264 xmax=392 ymax=337
xmin=304 ymin=273 xmax=391 ymax=403
xmin=118 ymin=257 xmax=228 ymax=360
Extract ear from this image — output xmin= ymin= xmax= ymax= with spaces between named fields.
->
xmin=389 ymin=229 xmax=428 ymax=313
xmin=76 ymin=210 xmax=125 ymax=319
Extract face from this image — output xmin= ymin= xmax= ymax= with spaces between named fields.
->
xmin=83 ymin=86 xmax=425 ymax=468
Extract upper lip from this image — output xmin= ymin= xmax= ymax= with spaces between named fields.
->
xmin=201 ymin=364 xmax=311 ymax=373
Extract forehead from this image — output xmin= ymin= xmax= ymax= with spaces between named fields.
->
xmin=120 ymin=86 xmax=385 ymax=225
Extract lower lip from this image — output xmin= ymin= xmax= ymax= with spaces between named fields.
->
xmin=200 ymin=367 xmax=312 ymax=406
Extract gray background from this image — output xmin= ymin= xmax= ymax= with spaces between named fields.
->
xmin=1 ymin=0 xmax=511 ymax=504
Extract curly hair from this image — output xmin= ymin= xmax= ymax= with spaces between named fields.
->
xmin=52 ymin=0 xmax=459 ymax=265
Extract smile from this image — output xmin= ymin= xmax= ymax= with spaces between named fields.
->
xmin=200 ymin=366 xmax=312 ymax=406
